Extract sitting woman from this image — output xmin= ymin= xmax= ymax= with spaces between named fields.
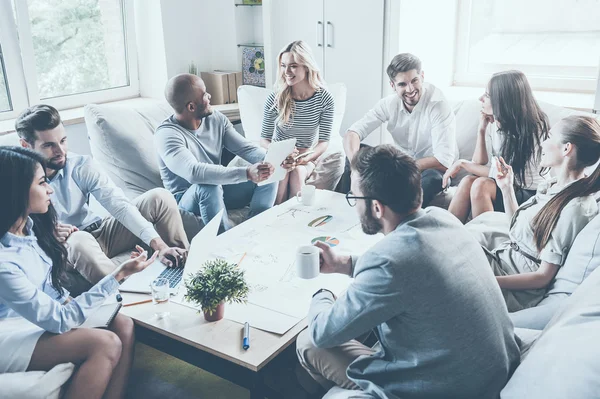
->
xmin=261 ymin=40 xmax=335 ymax=204
xmin=0 ymin=146 xmax=156 ymax=399
xmin=466 ymin=115 xmax=600 ymax=313
xmin=444 ymin=70 xmax=549 ymax=223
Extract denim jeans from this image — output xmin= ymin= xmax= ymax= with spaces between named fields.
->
xmin=176 ymin=181 xmax=277 ymax=231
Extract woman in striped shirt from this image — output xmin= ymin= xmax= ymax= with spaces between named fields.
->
xmin=261 ymin=40 xmax=335 ymax=204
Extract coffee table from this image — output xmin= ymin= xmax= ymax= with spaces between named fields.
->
xmin=121 ymin=191 xmax=366 ymax=398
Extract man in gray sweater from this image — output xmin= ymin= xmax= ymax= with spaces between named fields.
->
xmin=155 ymin=74 xmax=278 ymax=231
xmin=297 ymin=145 xmax=520 ymax=398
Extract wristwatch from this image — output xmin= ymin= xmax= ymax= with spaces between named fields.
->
xmin=312 ymin=288 xmax=335 ymax=299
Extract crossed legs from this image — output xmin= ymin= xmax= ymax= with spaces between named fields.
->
xmin=448 ymin=176 xmax=497 ymax=223
xmin=27 ymin=314 xmax=135 ymax=399
xmin=276 ymin=164 xmax=315 ymax=205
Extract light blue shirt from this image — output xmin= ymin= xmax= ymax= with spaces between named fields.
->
xmin=0 ymin=218 xmax=120 ymax=334
xmin=49 ymin=152 xmax=159 ymax=245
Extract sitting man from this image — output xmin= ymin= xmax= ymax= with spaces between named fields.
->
xmin=155 ymin=73 xmax=278 ymax=231
xmin=297 ymin=145 xmax=519 ymax=398
xmin=343 ymin=53 xmax=457 ymax=206
xmin=16 ymin=105 xmax=188 ymax=288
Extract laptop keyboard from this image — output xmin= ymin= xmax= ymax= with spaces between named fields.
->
xmin=157 ymin=266 xmax=184 ymax=288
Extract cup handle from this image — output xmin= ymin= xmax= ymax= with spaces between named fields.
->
xmin=296 ymin=191 xmax=302 ymax=202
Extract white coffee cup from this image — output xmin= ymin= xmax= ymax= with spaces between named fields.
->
xmin=296 ymin=245 xmax=320 ymax=279
xmin=296 ymin=185 xmax=316 ymax=206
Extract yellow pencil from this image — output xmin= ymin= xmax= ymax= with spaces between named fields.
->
xmin=123 ymin=298 xmax=153 ymax=307
xmin=237 ymin=252 xmax=247 ymax=267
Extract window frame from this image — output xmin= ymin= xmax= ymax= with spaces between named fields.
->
xmin=453 ymin=0 xmax=599 ymax=94
xmin=0 ymin=0 xmax=139 ymax=121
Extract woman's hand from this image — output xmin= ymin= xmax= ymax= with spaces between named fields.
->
xmin=478 ymin=111 xmax=495 ymax=134
xmin=282 ymin=148 xmax=300 ymax=170
xmin=442 ymin=160 xmax=464 ymax=188
xmin=113 ymin=245 xmax=159 ymax=282
xmin=495 ymin=156 xmax=514 ymax=192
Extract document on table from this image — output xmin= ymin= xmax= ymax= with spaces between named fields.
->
xmin=258 ymin=138 xmax=296 ymax=186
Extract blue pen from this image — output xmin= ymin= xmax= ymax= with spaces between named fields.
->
xmin=243 ymin=322 xmax=250 ymax=350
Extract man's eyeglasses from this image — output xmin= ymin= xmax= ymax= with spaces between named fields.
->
xmin=345 ymin=191 xmax=379 ymax=207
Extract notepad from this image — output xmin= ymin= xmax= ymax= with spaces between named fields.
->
xmin=78 ymin=302 xmax=122 ymax=329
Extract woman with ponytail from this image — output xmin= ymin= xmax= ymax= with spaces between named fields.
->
xmin=466 ymin=115 xmax=600 ymax=312
xmin=261 ymin=40 xmax=335 ymax=204
xmin=0 ymin=146 xmax=157 ymax=399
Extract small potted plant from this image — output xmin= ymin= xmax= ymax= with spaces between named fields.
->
xmin=184 ymin=259 xmax=249 ymax=322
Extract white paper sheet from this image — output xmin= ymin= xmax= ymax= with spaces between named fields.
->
xmin=258 ymin=138 xmax=296 ymax=186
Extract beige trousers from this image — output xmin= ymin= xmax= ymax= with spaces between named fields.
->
xmin=66 ymin=188 xmax=189 ymax=284
xmin=296 ymin=329 xmax=375 ymax=393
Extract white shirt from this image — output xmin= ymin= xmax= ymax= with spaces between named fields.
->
xmin=485 ymin=123 xmax=548 ymax=191
xmin=49 ymin=153 xmax=160 ymax=245
xmin=346 ymin=83 xmax=457 ymax=168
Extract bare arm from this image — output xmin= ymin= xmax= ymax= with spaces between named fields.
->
xmin=343 ymin=130 xmax=361 ymax=162
xmin=496 ymin=157 xmax=519 ymax=218
xmin=416 ymin=157 xmax=446 ymax=172
xmin=496 ymin=261 xmax=559 ymax=290
xmin=472 ymin=113 xmax=494 ymax=165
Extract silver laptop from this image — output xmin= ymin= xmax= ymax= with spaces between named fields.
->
xmin=119 ymin=209 xmax=223 ymax=294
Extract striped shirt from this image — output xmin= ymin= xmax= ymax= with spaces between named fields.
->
xmin=261 ymin=88 xmax=335 ymax=149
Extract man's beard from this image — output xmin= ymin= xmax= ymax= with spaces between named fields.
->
xmin=195 ymin=105 xmax=213 ymax=119
xmin=360 ymin=205 xmax=382 ymax=235
xmin=47 ymin=155 xmax=66 ymax=171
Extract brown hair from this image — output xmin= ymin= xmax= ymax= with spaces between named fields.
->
xmin=15 ymin=104 xmax=62 ymax=145
xmin=386 ymin=53 xmax=421 ymax=81
xmin=351 ymin=144 xmax=422 ymax=214
xmin=532 ymin=115 xmax=600 ymax=251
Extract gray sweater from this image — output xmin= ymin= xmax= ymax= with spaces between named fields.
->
xmin=155 ymin=111 xmax=266 ymax=195
xmin=309 ymin=207 xmax=520 ymax=399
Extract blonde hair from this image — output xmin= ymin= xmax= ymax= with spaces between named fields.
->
xmin=273 ymin=40 xmax=325 ymax=126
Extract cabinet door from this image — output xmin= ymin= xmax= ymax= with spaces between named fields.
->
xmin=265 ymin=0 xmax=324 ymax=86
xmin=324 ymin=0 xmax=384 ymax=138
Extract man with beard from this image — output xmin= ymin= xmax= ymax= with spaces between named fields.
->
xmin=15 ymin=104 xmax=188 ymax=288
xmin=296 ymin=145 xmax=519 ymax=399
xmin=342 ymin=53 xmax=457 ymax=207
xmin=155 ymin=74 xmax=277 ymax=231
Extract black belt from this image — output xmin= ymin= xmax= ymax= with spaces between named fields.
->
xmin=510 ymin=242 xmax=541 ymax=265
xmin=83 ymin=221 xmax=102 ymax=233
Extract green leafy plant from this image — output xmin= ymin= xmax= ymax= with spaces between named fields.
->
xmin=184 ymin=259 xmax=249 ymax=315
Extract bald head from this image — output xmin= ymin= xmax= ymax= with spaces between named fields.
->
xmin=164 ymin=73 xmax=205 ymax=114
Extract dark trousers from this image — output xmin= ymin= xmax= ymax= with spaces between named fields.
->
xmin=336 ymin=153 xmax=444 ymax=207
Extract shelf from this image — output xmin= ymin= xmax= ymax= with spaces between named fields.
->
xmin=237 ymin=43 xmax=264 ymax=47
xmin=235 ymin=3 xmax=262 ymax=6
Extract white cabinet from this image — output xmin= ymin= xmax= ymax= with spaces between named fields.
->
xmin=263 ymin=0 xmax=385 ymax=138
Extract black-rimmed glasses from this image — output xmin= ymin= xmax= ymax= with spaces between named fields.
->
xmin=345 ymin=191 xmax=378 ymax=207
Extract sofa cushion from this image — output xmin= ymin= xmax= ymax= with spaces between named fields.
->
xmin=0 ymin=362 xmax=75 ymax=399
xmin=84 ymin=100 xmax=172 ymax=199
xmin=500 ymin=266 xmax=600 ymax=398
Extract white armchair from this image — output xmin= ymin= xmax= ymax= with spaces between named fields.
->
xmin=237 ymin=83 xmax=348 ymax=190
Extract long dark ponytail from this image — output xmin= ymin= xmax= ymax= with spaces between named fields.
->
xmin=532 ymin=116 xmax=600 ymax=251
xmin=489 ymin=70 xmax=549 ymax=188
xmin=0 ymin=146 xmax=68 ymax=296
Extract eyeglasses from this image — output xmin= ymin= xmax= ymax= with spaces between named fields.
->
xmin=345 ymin=191 xmax=379 ymax=207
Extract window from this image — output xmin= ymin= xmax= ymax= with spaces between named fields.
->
xmin=0 ymin=0 xmax=138 ymax=120
xmin=0 ymin=48 xmax=10 ymax=113
xmin=454 ymin=0 xmax=600 ymax=92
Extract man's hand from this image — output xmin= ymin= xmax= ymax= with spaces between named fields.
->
xmin=313 ymin=241 xmax=352 ymax=276
xmin=442 ymin=160 xmax=464 ymax=188
xmin=55 ymin=223 xmax=78 ymax=243
xmin=157 ymin=246 xmax=187 ymax=267
xmin=115 ymin=245 xmax=159 ymax=282
xmin=247 ymin=162 xmax=275 ymax=183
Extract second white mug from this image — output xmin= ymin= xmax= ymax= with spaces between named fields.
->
xmin=296 ymin=245 xmax=320 ymax=279
xmin=296 ymin=185 xmax=316 ymax=206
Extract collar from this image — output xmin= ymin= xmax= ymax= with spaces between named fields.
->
xmin=48 ymin=167 xmax=65 ymax=182
xmin=0 ymin=217 xmax=36 ymax=247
